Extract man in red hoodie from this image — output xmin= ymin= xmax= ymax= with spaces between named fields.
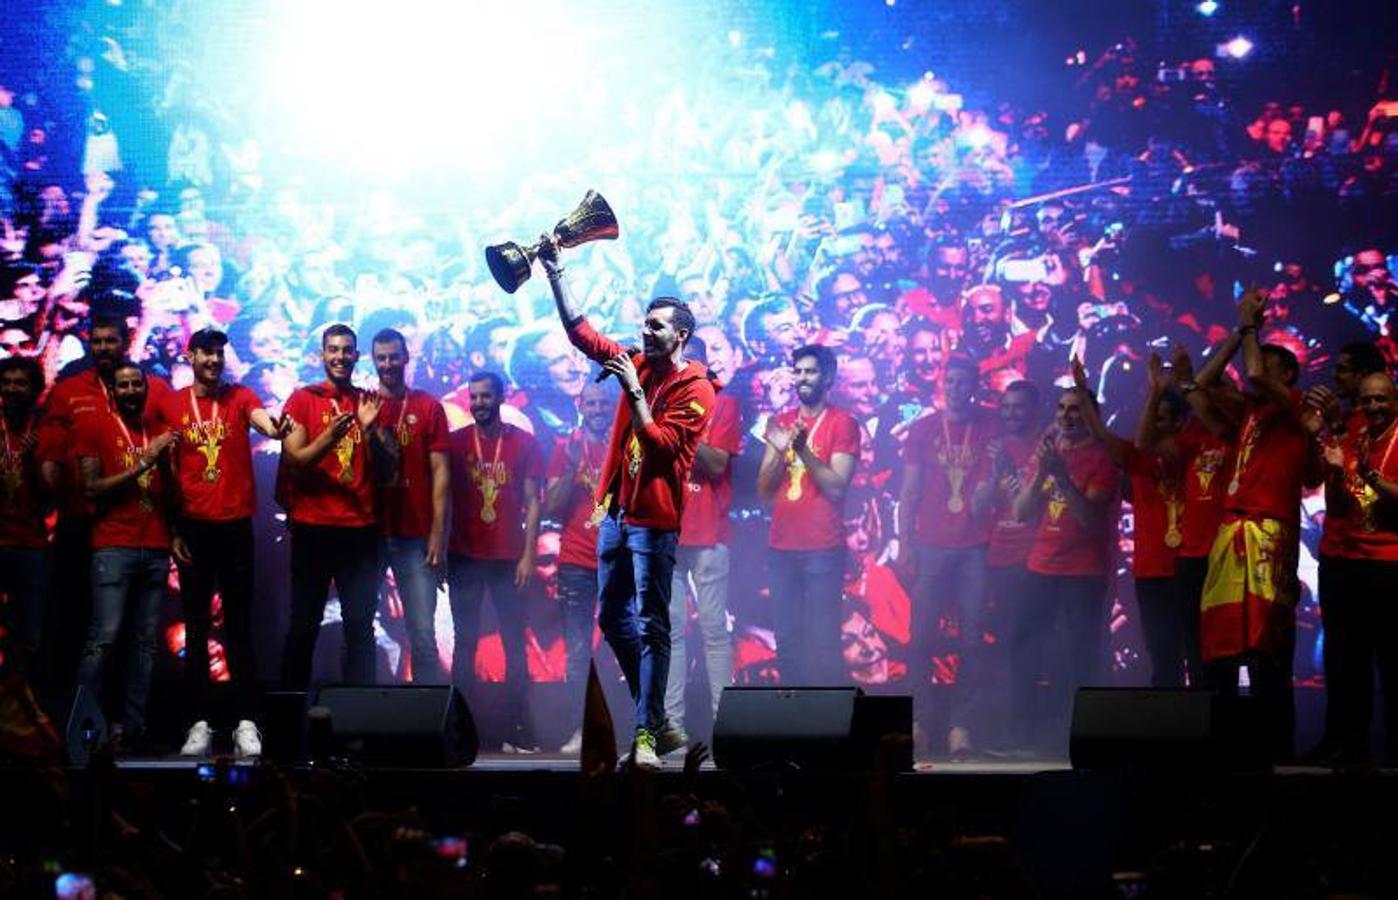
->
xmin=541 ymin=240 xmax=715 ymax=769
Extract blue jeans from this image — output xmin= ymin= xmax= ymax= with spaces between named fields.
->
xmin=665 ymin=543 xmax=733 ymax=727
xmin=769 ymin=547 xmax=847 ymax=686
xmin=597 ymin=512 xmax=677 ymax=733
xmin=77 ymin=548 xmax=169 ymax=732
xmin=911 ymin=544 xmax=989 ymax=731
xmin=381 ymin=536 xmax=444 ymax=683
xmin=558 ymin=562 xmax=599 ymax=709
xmin=0 ymin=545 xmax=50 ymax=674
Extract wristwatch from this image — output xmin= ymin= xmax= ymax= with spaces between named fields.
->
xmin=628 ymin=386 xmax=645 ymax=403
xmin=1178 ymin=380 xmax=1200 ymax=394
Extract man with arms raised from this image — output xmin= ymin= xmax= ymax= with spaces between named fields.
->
xmin=541 ymin=240 xmax=715 ymax=769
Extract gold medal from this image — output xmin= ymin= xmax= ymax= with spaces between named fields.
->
xmin=1227 ymin=478 xmax=1239 ymax=496
xmin=1164 ymin=528 xmax=1182 ymax=548
xmin=948 ymin=494 xmax=965 ymax=513
xmin=627 ymin=434 xmax=643 ymax=476
xmin=203 ymin=467 xmax=220 ymax=483
xmin=480 ymin=504 xmax=497 ymax=524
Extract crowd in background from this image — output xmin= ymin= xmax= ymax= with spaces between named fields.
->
xmin=1 ymin=5 xmax=1397 ymax=714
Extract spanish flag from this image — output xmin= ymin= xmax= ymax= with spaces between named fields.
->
xmin=1199 ymin=516 xmax=1299 ymax=661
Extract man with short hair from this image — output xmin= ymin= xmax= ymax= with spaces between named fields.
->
xmin=897 ymin=355 xmax=997 ymax=756
xmin=158 ymin=328 xmax=290 ymax=757
xmin=544 ymin=240 xmax=716 ymax=769
xmin=0 ymin=357 xmax=50 ymax=674
xmin=279 ymin=324 xmax=384 ymax=689
xmin=446 ymin=371 xmax=542 ymax=752
xmin=546 ymin=378 xmax=615 ymax=754
xmin=371 ymin=327 xmax=451 ymax=685
xmin=74 ymin=362 xmax=178 ymax=749
xmin=757 ymin=345 xmax=860 ymax=686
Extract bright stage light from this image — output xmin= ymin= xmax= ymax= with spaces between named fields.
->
xmin=1221 ymin=35 xmax=1254 ymax=59
xmin=907 ymin=79 xmax=937 ymax=110
xmin=1196 ymin=0 xmax=1219 ymax=16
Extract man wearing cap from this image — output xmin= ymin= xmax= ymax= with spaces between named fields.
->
xmin=155 ymin=328 xmax=291 ymax=758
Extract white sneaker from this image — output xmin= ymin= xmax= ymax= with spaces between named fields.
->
xmin=180 ymin=721 xmax=213 ymax=756
xmin=233 ymin=720 xmax=262 ymax=759
xmin=631 ymin=729 xmax=660 ymax=771
xmin=560 ymin=729 xmax=583 ymax=755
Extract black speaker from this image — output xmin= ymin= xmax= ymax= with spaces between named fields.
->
xmin=712 ymin=687 xmax=912 ymax=771
xmin=261 ymin=691 xmax=311 ymax=763
xmin=314 ymin=685 xmax=478 ymax=767
xmin=35 ymin=685 xmax=106 ymax=766
xmin=1069 ymin=688 xmax=1268 ymax=769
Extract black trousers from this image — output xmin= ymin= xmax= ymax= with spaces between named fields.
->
xmin=281 ymin=524 xmax=381 ymax=689
xmin=1316 ymin=553 xmax=1354 ymax=751
xmin=47 ymin=515 xmax=94 ymax=687
xmin=447 ymin=555 xmax=534 ymax=746
xmin=178 ymin=517 xmax=257 ymax=722
xmin=1328 ymin=558 xmax=1398 ymax=762
xmin=1135 ymin=574 xmax=1202 ymax=688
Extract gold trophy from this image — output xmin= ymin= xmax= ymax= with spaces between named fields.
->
xmin=485 ymin=190 xmax=619 ymax=293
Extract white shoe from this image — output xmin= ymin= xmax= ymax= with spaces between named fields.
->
xmin=180 ymin=721 xmax=213 ymax=756
xmin=560 ymin=729 xmax=583 ymax=755
xmin=631 ymin=729 xmax=660 ymax=771
xmin=233 ymin=720 xmax=262 ymax=759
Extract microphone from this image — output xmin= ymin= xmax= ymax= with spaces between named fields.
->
xmin=594 ymin=347 xmax=641 ymax=382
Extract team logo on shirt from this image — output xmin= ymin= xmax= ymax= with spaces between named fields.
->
xmin=1043 ymin=475 xmax=1065 ymax=525
xmin=182 ymin=416 xmax=228 ymax=483
xmin=119 ymin=440 xmax=156 ymax=512
xmin=1192 ymin=447 xmax=1225 ymax=495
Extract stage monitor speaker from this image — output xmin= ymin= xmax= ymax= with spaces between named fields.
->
xmin=712 ymin=687 xmax=912 ymax=772
xmin=315 ymin=685 xmax=478 ymax=767
xmin=35 ymin=685 xmax=105 ymax=766
xmin=1069 ymin=687 xmax=1268 ymax=770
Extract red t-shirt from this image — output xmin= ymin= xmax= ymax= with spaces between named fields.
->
xmin=156 ymin=384 xmax=261 ymax=523
xmin=74 ymin=409 xmax=171 ymax=549
xmin=902 ymin=409 xmax=997 ymax=548
xmin=680 ymin=393 xmax=742 ymax=548
xmin=1319 ymin=408 xmax=1369 ymax=559
xmin=40 ymin=369 xmax=172 ymax=517
xmin=281 ymin=383 xmax=376 ymax=528
xmin=0 ymin=412 xmax=48 ymax=548
xmin=1175 ymin=420 xmax=1231 ymax=559
xmin=377 ymin=390 xmax=450 ymax=539
xmin=1122 ymin=442 xmax=1180 ymax=579
xmin=547 ymin=432 xmax=607 ymax=570
xmin=1224 ymin=392 xmax=1311 ymax=525
xmin=448 ymin=422 xmax=542 ymax=560
xmin=987 ymin=432 xmax=1038 ymax=568
xmin=1026 ymin=439 xmax=1119 ymax=577
xmin=1345 ymin=421 xmax=1398 ymax=561
xmin=768 ymin=404 xmax=862 ymax=551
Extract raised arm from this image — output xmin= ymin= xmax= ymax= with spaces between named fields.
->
xmin=1070 ymin=357 xmax=1127 ymax=467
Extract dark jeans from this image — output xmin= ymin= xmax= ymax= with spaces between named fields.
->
xmin=597 ymin=513 xmax=677 ymax=734
xmin=1203 ymin=645 xmax=1295 ymax=760
xmin=1326 ymin=558 xmax=1398 ymax=762
xmin=78 ymin=547 xmax=169 ymax=733
xmin=911 ymin=544 xmax=989 ymax=732
xmin=1316 ymin=553 xmax=1353 ymax=751
xmin=381 ymin=536 xmax=444 ymax=684
xmin=1010 ymin=572 xmax=1109 ymax=754
xmin=447 ymin=555 xmax=532 ymax=744
xmin=178 ymin=518 xmax=257 ymax=722
xmin=49 ymin=516 xmax=94 ymax=686
xmin=281 ymin=524 xmax=380 ymax=689
xmin=1135 ymin=574 xmax=1202 ymax=688
xmin=0 ymin=545 xmax=49 ymax=675
xmin=769 ymin=547 xmax=847 ymax=687
xmin=558 ymin=562 xmax=599 ymax=711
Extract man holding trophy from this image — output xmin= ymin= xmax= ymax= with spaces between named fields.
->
xmin=504 ymin=193 xmax=715 ymax=768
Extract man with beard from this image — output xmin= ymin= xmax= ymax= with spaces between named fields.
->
xmin=896 ymin=355 xmax=998 ymax=756
xmin=446 ymin=371 xmax=542 ymax=753
xmin=1316 ymin=372 xmax=1398 ymax=764
xmin=157 ymin=328 xmax=291 ymax=758
xmin=279 ymin=324 xmax=384 ymax=690
xmin=664 ymin=336 xmax=741 ymax=746
xmin=74 ymin=362 xmax=178 ymax=751
xmin=40 ymin=317 xmax=171 ymax=684
xmin=873 ymin=317 xmax=944 ymax=474
xmin=961 ymin=284 xmax=1036 ymax=386
xmin=0 ymin=357 xmax=50 ymax=676
xmin=542 ymin=241 xmax=715 ymax=770
xmin=546 ymin=379 xmax=615 ymax=754
xmin=1011 ymin=387 xmax=1119 ymax=754
xmin=370 ymin=328 xmax=451 ymax=686
xmin=758 ymin=345 xmax=860 ymax=685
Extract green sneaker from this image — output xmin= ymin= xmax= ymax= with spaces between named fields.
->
xmin=632 ymin=728 xmax=660 ymax=770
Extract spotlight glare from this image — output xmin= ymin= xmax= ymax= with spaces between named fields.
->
xmin=1220 ymin=36 xmax=1254 ymax=59
xmin=872 ymin=91 xmax=897 ymax=115
xmin=1196 ymin=0 xmax=1219 ymax=16
xmin=908 ymin=79 xmax=937 ymax=109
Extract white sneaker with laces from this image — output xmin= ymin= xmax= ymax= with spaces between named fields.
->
xmin=180 ymin=720 xmax=213 ymax=757
xmin=631 ymin=729 xmax=660 ymax=770
xmin=560 ymin=729 xmax=583 ymax=755
xmin=233 ymin=720 xmax=262 ymax=759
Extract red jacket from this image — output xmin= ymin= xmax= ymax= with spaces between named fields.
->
xmin=566 ymin=317 xmax=715 ymax=531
